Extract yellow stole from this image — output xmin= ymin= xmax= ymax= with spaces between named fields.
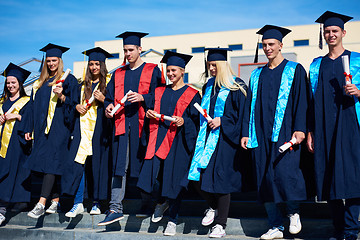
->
xmin=74 ymin=74 xmax=111 ymax=164
xmin=0 ymin=96 xmax=30 ymax=158
xmin=33 ymin=73 xmax=66 ymax=135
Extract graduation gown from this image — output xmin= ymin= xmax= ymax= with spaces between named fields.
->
xmin=193 ymin=77 xmax=247 ymax=194
xmin=137 ymin=85 xmax=201 ymax=199
xmin=242 ymin=59 xmax=308 ymax=203
xmin=309 ymin=50 xmax=360 ymax=201
xmin=0 ymin=98 xmax=32 ymax=203
xmin=104 ymin=63 xmax=162 ymax=178
xmin=62 ymin=82 xmax=112 ymax=200
xmin=24 ymin=74 xmax=78 ymax=175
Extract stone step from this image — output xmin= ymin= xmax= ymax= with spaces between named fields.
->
xmin=1 ymin=211 xmax=333 ymax=239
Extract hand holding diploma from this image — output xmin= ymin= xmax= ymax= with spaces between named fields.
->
xmin=110 ymin=90 xmax=133 ymax=116
xmin=194 ymin=103 xmax=212 ymax=121
xmin=154 ymin=113 xmax=176 ymax=122
xmin=279 ymin=131 xmax=305 ymax=153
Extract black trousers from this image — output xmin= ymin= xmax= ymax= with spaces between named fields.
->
xmin=40 ymin=174 xmax=60 ymax=200
xmin=193 ymin=180 xmax=230 ymax=229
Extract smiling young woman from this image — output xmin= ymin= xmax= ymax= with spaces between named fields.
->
xmin=0 ymin=63 xmax=32 ymax=225
xmin=24 ymin=43 xmax=79 ymax=220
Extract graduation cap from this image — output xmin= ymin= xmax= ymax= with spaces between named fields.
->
xmin=315 ymin=11 xmax=353 ymax=49
xmin=161 ymin=51 xmax=192 ymax=69
xmin=256 ymin=25 xmax=291 ymax=42
xmin=316 ymin=11 xmax=353 ymax=29
xmin=205 ymin=47 xmax=232 ymax=62
xmin=115 ymin=31 xmax=148 ymax=46
xmin=40 ymin=43 xmax=70 ymax=58
xmin=82 ymin=47 xmax=113 ymax=62
xmin=2 ymin=62 xmax=31 ymax=83
xmin=253 ymin=25 xmax=291 ymax=63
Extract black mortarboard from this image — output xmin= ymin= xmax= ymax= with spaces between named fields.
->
xmin=115 ymin=31 xmax=148 ymax=46
xmin=256 ymin=25 xmax=292 ymax=42
xmin=205 ymin=48 xmax=232 ymax=62
xmin=2 ymin=62 xmax=31 ymax=83
xmin=82 ymin=47 xmax=113 ymax=62
xmin=40 ymin=43 xmax=70 ymax=58
xmin=161 ymin=51 xmax=192 ymax=69
xmin=315 ymin=11 xmax=353 ymax=29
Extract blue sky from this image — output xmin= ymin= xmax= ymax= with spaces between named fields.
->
xmin=1 ymin=0 xmax=360 ymax=76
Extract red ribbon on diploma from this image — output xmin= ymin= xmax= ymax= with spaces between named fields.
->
xmin=284 ymin=141 xmax=294 ymax=151
xmin=203 ymin=109 xmax=208 ymax=118
xmin=160 ymin=114 xmax=165 ymax=122
xmin=56 ymin=79 xmax=64 ymax=84
xmin=85 ymin=99 xmax=91 ymax=108
xmin=115 ymin=99 xmax=125 ymax=107
xmin=344 ymin=72 xmax=353 ymax=83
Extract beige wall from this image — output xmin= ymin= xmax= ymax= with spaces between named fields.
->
xmin=73 ymin=22 xmax=360 ymax=84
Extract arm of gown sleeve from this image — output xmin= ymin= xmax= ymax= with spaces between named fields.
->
xmin=17 ymin=101 xmax=33 ymax=146
xmin=292 ymin=65 xmax=308 ymax=133
xmin=63 ymin=74 xmax=80 ymax=130
xmin=22 ymin=90 xmax=34 ymax=134
xmin=104 ymin=74 xmax=115 ymax=109
xmin=221 ymin=80 xmax=247 ymax=145
xmin=143 ymin=67 xmax=162 ymax=109
xmin=241 ymin=86 xmax=252 ymax=138
xmin=182 ymin=92 xmax=201 ymax=153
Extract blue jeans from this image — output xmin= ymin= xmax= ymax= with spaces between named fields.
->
xmin=74 ymin=172 xmax=85 ymax=204
xmin=264 ymin=201 xmax=299 ymax=231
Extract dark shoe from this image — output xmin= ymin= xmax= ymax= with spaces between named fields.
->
xmin=98 ymin=210 xmax=124 ymax=226
xmin=11 ymin=202 xmax=28 ymax=213
xmin=136 ymin=204 xmax=153 ymax=218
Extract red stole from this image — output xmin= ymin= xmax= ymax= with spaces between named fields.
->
xmin=114 ymin=63 xmax=157 ymax=137
xmin=145 ymin=86 xmax=198 ymax=160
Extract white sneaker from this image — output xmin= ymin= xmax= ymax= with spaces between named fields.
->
xmin=90 ymin=203 xmax=101 ymax=215
xmin=45 ymin=200 xmax=59 ymax=214
xmin=65 ymin=203 xmax=84 ymax=218
xmin=289 ymin=213 xmax=302 ymax=234
xmin=202 ymin=208 xmax=217 ymax=226
xmin=163 ymin=221 xmax=176 ymax=236
xmin=27 ymin=203 xmax=45 ymax=219
xmin=209 ymin=224 xmax=226 ymax=238
xmin=0 ymin=213 xmax=5 ymax=225
xmin=260 ymin=228 xmax=284 ymax=240
xmin=151 ymin=201 xmax=169 ymax=223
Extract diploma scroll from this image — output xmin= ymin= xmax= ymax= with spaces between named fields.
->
xmin=194 ymin=103 xmax=213 ymax=121
xmin=342 ymin=55 xmax=352 ymax=85
xmin=84 ymin=95 xmax=95 ymax=108
xmin=56 ymin=68 xmax=72 ymax=85
xmin=1 ymin=105 xmax=16 ymax=125
xmin=110 ymin=90 xmax=133 ymax=116
xmin=278 ymin=138 xmax=297 ymax=153
xmin=154 ymin=113 xmax=176 ymax=122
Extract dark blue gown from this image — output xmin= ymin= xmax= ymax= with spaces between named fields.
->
xmin=309 ymin=50 xmax=360 ymax=201
xmin=242 ymin=59 xmax=308 ymax=203
xmin=194 ymin=78 xmax=248 ymax=194
xmin=0 ymin=98 xmax=32 ymax=203
xmin=137 ymin=85 xmax=201 ymax=199
xmin=24 ymin=74 xmax=78 ymax=175
xmin=62 ymin=82 xmax=112 ymax=200
xmin=104 ymin=63 xmax=162 ymax=178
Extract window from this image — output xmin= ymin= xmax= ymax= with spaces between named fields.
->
xmin=294 ymin=39 xmax=309 ymax=47
xmin=164 ymin=49 xmax=177 ymax=54
xmin=109 ymin=53 xmax=119 ymax=59
xmin=184 ymin=73 xmax=189 ymax=83
xmin=192 ymin=47 xmax=205 ymax=53
xmin=228 ymin=44 xmax=243 ymax=51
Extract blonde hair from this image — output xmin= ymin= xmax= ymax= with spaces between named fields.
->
xmin=36 ymin=57 xmax=64 ymax=89
xmin=203 ymin=61 xmax=246 ymax=96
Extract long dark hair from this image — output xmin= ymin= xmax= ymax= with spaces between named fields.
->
xmin=1 ymin=77 xmax=27 ymax=101
xmin=83 ymin=61 xmax=107 ymax=101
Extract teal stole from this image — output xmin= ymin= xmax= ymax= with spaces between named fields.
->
xmin=309 ymin=51 xmax=360 ymax=126
xmin=188 ymin=77 xmax=231 ymax=181
xmin=247 ymin=61 xmax=298 ymax=148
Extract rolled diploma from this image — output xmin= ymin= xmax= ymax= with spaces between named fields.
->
xmin=154 ymin=113 xmax=176 ymax=122
xmin=110 ymin=90 xmax=133 ymax=116
xmin=83 ymin=95 xmax=95 ymax=108
xmin=278 ymin=138 xmax=297 ymax=153
xmin=194 ymin=102 xmax=212 ymax=121
xmin=57 ymin=69 xmax=71 ymax=86
xmin=342 ymin=55 xmax=351 ymax=85
xmin=4 ymin=105 xmax=16 ymax=116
